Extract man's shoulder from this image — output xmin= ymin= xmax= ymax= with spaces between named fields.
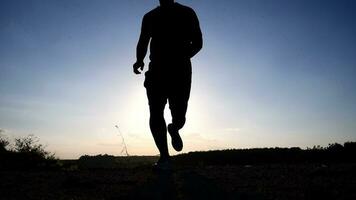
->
xmin=144 ymin=6 xmax=160 ymax=19
xmin=175 ymin=3 xmax=194 ymax=11
xmin=175 ymin=3 xmax=196 ymax=15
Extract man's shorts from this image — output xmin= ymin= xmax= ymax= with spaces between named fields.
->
xmin=144 ymin=60 xmax=192 ymax=113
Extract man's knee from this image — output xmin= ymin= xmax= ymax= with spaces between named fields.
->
xmin=150 ymin=112 xmax=165 ymax=123
xmin=172 ymin=116 xmax=186 ymax=130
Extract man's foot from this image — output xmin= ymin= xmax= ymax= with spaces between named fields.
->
xmin=168 ymin=124 xmax=183 ymax=152
xmin=152 ymin=157 xmax=172 ymax=171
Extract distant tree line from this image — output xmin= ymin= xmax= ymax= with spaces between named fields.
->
xmin=173 ymin=142 xmax=356 ymax=166
xmin=0 ymin=131 xmax=58 ymax=170
xmin=76 ymin=142 xmax=356 ymax=169
xmin=77 ymin=154 xmax=158 ymax=169
xmin=78 ymin=154 xmax=118 ymax=169
xmin=2 ymin=129 xmax=356 ymax=169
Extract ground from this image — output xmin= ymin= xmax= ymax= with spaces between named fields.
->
xmin=1 ymin=163 xmax=355 ymax=200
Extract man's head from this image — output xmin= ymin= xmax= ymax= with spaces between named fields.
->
xmin=159 ymin=0 xmax=174 ymax=7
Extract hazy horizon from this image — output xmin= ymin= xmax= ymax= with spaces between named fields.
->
xmin=1 ymin=0 xmax=356 ymax=159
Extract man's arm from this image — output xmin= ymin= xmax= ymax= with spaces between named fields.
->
xmin=133 ymin=15 xmax=151 ymax=74
xmin=189 ymin=11 xmax=203 ymax=58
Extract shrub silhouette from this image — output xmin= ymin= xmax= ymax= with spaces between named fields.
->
xmin=14 ymin=134 xmax=54 ymax=159
xmin=0 ymin=132 xmax=9 ymax=152
xmin=344 ymin=141 xmax=356 ymax=151
xmin=326 ymin=143 xmax=344 ymax=152
xmin=0 ymin=134 xmax=58 ymax=170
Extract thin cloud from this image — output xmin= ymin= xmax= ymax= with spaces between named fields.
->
xmin=0 ymin=128 xmax=9 ymax=134
xmin=185 ymin=132 xmax=219 ymax=143
xmin=224 ymin=128 xmax=241 ymax=133
xmin=96 ymin=142 xmax=122 ymax=147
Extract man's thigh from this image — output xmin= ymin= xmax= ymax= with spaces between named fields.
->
xmin=168 ymin=80 xmax=191 ymax=117
xmin=146 ymin=86 xmax=168 ymax=115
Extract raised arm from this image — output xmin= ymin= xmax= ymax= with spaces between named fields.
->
xmin=133 ymin=15 xmax=151 ymax=74
xmin=189 ymin=10 xmax=203 ymax=58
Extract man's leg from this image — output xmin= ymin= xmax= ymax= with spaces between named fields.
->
xmin=168 ymin=75 xmax=191 ymax=151
xmin=169 ymin=95 xmax=189 ymax=130
xmin=146 ymin=87 xmax=170 ymax=160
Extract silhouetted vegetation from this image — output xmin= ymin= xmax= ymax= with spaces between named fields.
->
xmin=0 ymin=133 xmax=58 ymax=170
xmin=1 ymin=133 xmax=356 ymax=200
xmin=0 ymin=130 xmax=9 ymax=152
xmin=2 ymin=129 xmax=356 ymax=171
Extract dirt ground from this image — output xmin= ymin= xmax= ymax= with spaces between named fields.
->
xmin=1 ymin=163 xmax=355 ymax=200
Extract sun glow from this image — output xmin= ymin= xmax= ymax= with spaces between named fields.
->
xmin=112 ymin=81 xmax=220 ymax=155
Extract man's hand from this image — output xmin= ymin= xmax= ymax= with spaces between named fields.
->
xmin=133 ymin=61 xmax=144 ymax=74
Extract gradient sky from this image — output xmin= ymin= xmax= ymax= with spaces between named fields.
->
xmin=1 ymin=0 xmax=356 ymax=159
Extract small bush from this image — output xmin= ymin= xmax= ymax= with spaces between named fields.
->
xmin=0 ymin=133 xmax=58 ymax=170
xmin=327 ymin=143 xmax=343 ymax=152
xmin=14 ymin=134 xmax=55 ymax=159
xmin=0 ymin=129 xmax=9 ymax=152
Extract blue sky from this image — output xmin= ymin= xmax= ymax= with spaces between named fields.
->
xmin=1 ymin=0 xmax=356 ymax=158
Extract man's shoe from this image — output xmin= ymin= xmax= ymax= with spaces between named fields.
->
xmin=152 ymin=158 xmax=172 ymax=172
xmin=168 ymin=124 xmax=183 ymax=152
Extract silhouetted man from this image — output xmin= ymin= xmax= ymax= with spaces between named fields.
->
xmin=133 ymin=0 xmax=202 ymax=170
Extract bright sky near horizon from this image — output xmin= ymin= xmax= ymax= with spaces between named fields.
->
xmin=1 ymin=0 xmax=356 ymax=159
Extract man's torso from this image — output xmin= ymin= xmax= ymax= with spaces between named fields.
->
xmin=145 ymin=3 xmax=196 ymax=64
